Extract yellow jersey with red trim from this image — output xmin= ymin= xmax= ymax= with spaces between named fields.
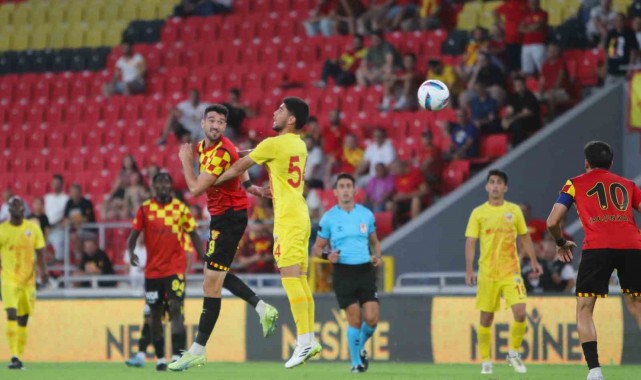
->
xmin=0 ymin=220 xmax=45 ymax=287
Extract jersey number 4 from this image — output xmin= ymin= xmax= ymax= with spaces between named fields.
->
xmin=587 ymin=182 xmax=629 ymax=211
xmin=287 ymin=156 xmax=305 ymax=188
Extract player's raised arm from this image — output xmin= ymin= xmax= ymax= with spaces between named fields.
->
xmin=214 ymin=155 xmax=256 ymax=186
xmin=179 ymin=143 xmax=219 ymax=196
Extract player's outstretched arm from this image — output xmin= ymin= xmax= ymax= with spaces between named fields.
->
xmin=465 ymin=237 xmax=478 ymax=286
xmin=215 ymin=155 xmax=256 ymax=186
xmin=546 ymin=203 xmax=576 ymax=263
xmin=127 ymin=229 xmax=141 ymax=266
xmin=179 ymin=143 xmax=219 ymax=196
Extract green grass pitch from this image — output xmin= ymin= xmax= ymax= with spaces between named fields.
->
xmin=6 ymin=362 xmax=641 ymax=380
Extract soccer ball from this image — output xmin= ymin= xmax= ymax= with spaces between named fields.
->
xmin=417 ymin=80 xmax=450 ymax=111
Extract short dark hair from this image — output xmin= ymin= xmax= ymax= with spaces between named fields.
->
xmin=371 ymin=29 xmax=384 ymax=39
xmin=203 ymin=104 xmax=229 ymax=119
xmin=229 ymin=87 xmax=240 ymax=97
xmin=584 ymin=141 xmax=613 ymax=169
xmin=308 ymin=115 xmax=318 ymax=123
xmin=53 ymin=174 xmax=64 ymax=182
xmin=283 ymin=97 xmax=309 ymax=130
xmin=404 ymin=52 xmax=416 ymax=61
xmin=153 ymin=172 xmax=173 ymax=184
xmin=334 ymin=173 xmax=356 ymax=188
xmin=487 ymin=169 xmax=508 ymax=184
xmin=513 ymin=75 xmax=526 ymax=84
xmin=70 ymin=183 xmax=81 ymax=191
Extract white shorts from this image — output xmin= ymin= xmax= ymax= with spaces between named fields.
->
xmin=521 ymin=44 xmax=546 ymax=75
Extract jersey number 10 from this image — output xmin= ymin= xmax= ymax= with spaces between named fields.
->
xmin=587 ymin=182 xmax=629 ymax=211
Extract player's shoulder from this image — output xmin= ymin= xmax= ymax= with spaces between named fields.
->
xmin=355 ymin=204 xmax=375 ymax=218
xmin=170 ymin=197 xmax=190 ymax=210
xmin=140 ymin=199 xmax=154 ymax=209
xmin=504 ymin=201 xmax=522 ymax=212
xmin=470 ymin=202 xmax=489 ymax=214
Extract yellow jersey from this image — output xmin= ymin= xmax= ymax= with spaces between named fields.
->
xmin=249 ymin=133 xmax=310 ymax=227
xmin=465 ymin=201 xmax=527 ymax=281
xmin=0 ymin=220 xmax=45 ymax=287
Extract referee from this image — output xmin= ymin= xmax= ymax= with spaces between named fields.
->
xmin=311 ymin=173 xmax=382 ymax=373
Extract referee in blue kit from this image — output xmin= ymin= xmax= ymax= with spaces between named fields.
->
xmin=311 ymin=173 xmax=382 ymax=374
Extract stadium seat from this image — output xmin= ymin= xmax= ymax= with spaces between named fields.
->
xmin=375 ymin=211 xmax=394 ymax=239
xmin=480 ymin=133 xmax=509 ymax=159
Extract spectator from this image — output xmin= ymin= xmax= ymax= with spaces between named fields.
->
xmin=124 ymin=172 xmax=150 ymax=218
xmin=519 ymin=0 xmax=548 ymax=75
xmin=221 ymin=88 xmax=254 ymax=137
xmin=456 ymin=27 xmax=490 ymax=83
xmin=634 ymin=15 xmax=641 ymax=48
xmin=356 ymin=30 xmax=402 ymax=86
xmin=379 ymin=52 xmax=422 ymax=111
xmin=77 ymin=236 xmax=116 ymax=288
xmin=502 ymin=75 xmax=541 ymax=146
xmin=357 ymin=0 xmax=393 ymax=35
xmin=173 ymin=0 xmax=232 ymax=17
xmin=364 ymin=163 xmax=395 ymax=212
xmin=304 ymin=0 xmax=339 ymax=37
xmin=325 ymin=133 xmax=364 ymax=184
xmin=250 ymin=197 xmax=274 ymax=222
xmin=358 ymin=128 xmax=397 ymax=183
xmin=304 ymin=136 xmax=325 ymax=186
xmin=446 ymin=108 xmax=480 ymax=160
xmin=488 ymin=24 xmax=507 ymax=66
xmin=29 ymin=197 xmax=50 ymax=239
xmin=315 ymin=34 xmax=368 ymax=88
xmin=234 ymin=224 xmax=275 ymax=274
xmin=469 ymin=83 xmax=501 ymax=134
xmin=416 ymin=0 xmax=443 ymax=30
xmin=539 ymin=42 xmax=572 ymax=120
xmin=415 ymin=130 xmax=443 ymax=185
xmin=304 ymin=182 xmax=324 ymax=224
xmin=586 ymin=0 xmax=618 ymax=45
xmin=103 ymin=41 xmax=146 ymax=97
xmin=64 ymin=184 xmax=96 ymax=230
xmin=321 ymin=109 xmax=346 ymax=156
xmin=157 ymin=89 xmax=210 ymax=146
xmin=45 ymin=174 xmax=70 ymax=261
xmin=519 ymin=203 xmax=548 ymax=244
xmin=385 ymin=0 xmax=420 ymax=31
xmin=494 ymin=0 xmax=528 ymax=72
xmin=426 ymin=58 xmax=461 ymax=97
xmin=522 ymin=233 xmax=575 ymax=293
xmin=102 ymin=197 xmax=129 ymax=221
xmin=303 ymin=116 xmax=323 ymax=145
xmin=465 ymin=52 xmax=507 ymax=106
xmin=110 ymin=154 xmax=141 ymax=199
xmin=335 ymin=0 xmax=367 ymax=35
xmin=389 ymin=160 xmax=428 ymax=226
xmin=604 ymin=13 xmax=640 ymax=83
xmin=123 ymin=233 xmax=146 ymax=289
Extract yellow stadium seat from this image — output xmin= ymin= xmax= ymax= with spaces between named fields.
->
xmin=31 ymin=24 xmax=53 ymax=50
xmin=66 ymin=23 xmax=87 ymax=48
xmin=462 ymin=0 xmax=483 ymax=13
xmin=612 ymin=0 xmax=632 ymax=13
xmin=138 ymin=1 xmax=157 ymax=20
xmin=64 ymin=3 xmax=85 ymax=23
xmin=0 ymin=31 xmax=11 ymax=52
xmin=11 ymin=5 xmax=32 ymax=26
xmin=103 ymin=20 xmax=127 ymax=46
xmin=456 ymin=11 xmax=479 ymax=31
xmin=84 ymin=4 xmax=102 ymax=24
xmin=10 ymin=25 xmax=31 ymax=50
xmin=157 ymin=0 xmax=178 ymax=18
xmin=101 ymin=3 xmax=122 ymax=22
xmin=48 ymin=24 xmax=70 ymax=49
xmin=478 ymin=1 xmax=501 ymax=29
xmin=547 ymin=6 xmax=564 ymax=27
xmin=85 ymin=22 xmax=105 ymax=47
xmin=47 ymin=6 xmax=66 ymax=25
xmin=0 ymin=5 xmax=12 ymax=27
xmin=120 ymin=1 xmax=139 ymax=21
xmin=30 ymin=3 xmax=49 ymax=25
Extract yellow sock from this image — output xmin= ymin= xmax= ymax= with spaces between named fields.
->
xmin=300 ymin=275 xmax=315 ymax=337
xmin=510 ymin=321 xmax=527 ymax=352
xmin=282 ymin=278 xmax=311 ymax=336
xmin=478 ymin=325 xmax=491 ymax=361
xmin=6 ymin=321 xmax=18 ymax=358
xmin=16 ymin=326 xmax=27 ymax=358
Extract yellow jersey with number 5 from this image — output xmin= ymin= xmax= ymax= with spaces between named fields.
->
xmin=249 ymin=133 xmax=309 ymax=227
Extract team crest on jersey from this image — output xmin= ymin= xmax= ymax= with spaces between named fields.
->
xmin=513 ymin=276 xmax=522 ymax=284
xmin=360 ymin=223 xmax=367 ymax=234
xmin=24 ymin=230 xmax=32 ymax=237
xmin=505 ymin=213 xmax=513 ymax=222
xmin=210 ymin=230 xmax=220 ymax=240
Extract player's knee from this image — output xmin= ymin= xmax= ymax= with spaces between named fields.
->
xmin=364 ymin=314 xmax=378 ymax=327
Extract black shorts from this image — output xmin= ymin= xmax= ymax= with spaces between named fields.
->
xmin=576 ymin=249 xmax=641 ymax=297
xmin=172 ymin=121 xmax=190 ymax=140
xmin=205 ymin=208 xmax=247 ymax=272
xmin=145 ymin=274 xmax=186 ymax=309
xmin=332 ymin=262 xmax=379 ymax=309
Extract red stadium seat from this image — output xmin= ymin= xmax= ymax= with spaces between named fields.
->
xmin=375 ymin=211 xmax=394 ymax=239
xmin=26 ymin=106 xmax=44 ymax=124
xmin=84 ymin=130 xmax=103 ymax=148
xmin=81 ymin=101 xmax=102 ymax=123
xmin=65 ymin=130 xmax=83 ymax=149
xmin=480 ymin=133 xmax=508 ymax=159
xmin=7 ymin=106 xmax=26 ymax=126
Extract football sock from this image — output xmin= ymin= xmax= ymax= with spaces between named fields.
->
xmin=6 ymin=321 xmax=18 ymax=357
xmin=171 ymin=332 xmax=186 ymax=356
xmin=478 ymin=325 xmax=492 ymax=362
xmin=139 ymin=322 xmax=151 ymax=353
xmin=582 ymin=341 xmax=600 ymax=369
xmin=510 ymin=321 xmax=527 ymax=353
xmin=282 ymin=277 xmax=310 ymax=343
xmin=347 ymin=325 xmax=363 ymax=367
xmin=193 ymin=297 xmax=221 ymax=347
xmin=300 ymin=275 xmax=315 ymax=340
xmin=359 ymin=322 xmax=377 ymax=352
xmin=16 ymin=326 xmax=27 ymax=357
xmin=152 ymin=337 xmax=165 ymax=360
xmin=223 ymin=273 xmax=259 ymax=307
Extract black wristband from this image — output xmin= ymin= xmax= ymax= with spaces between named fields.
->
xmin=242 ymin=180 xmax=252 ymax=190
xmin=321 ymin=252 xmax=329 ymax=260
xmin=555 ymin=237 xmax=567 ymax=247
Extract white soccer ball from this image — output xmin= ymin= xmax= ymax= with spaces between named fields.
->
xmin=417 ymin=79 xmax=450 ymax=111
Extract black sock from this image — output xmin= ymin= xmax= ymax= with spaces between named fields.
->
xmin=223 ymin=273 xmax=259 ymax=307
xmin=582 ymin=341 xmax=600 ymax=369
xmin=194 ymin=297 xmax=221 ymax=346
xmin=139 ymin=322 xmax=151 ymax=353
xmin=171 ymin=332 xmax=186 ymax=356
xmin=152 ymin=337 xmax=165 ymax=360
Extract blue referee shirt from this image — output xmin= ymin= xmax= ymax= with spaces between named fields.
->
xmin=317 ymin=204 xmax=376 ymax=265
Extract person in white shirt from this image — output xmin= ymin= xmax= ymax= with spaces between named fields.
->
xmin=103 ymin=41 xmax=147 ymax=97
xmin=157 ymin=90 xmax=210 ymax=145
xmin=44 ymin=174 xmax=70 ymax=261
xmin=586 ymin=0 xmax=618 ymax=44
xmin=357 ymin=128 xmax=396 ymax=186
xmin=124 ymin=234 xmax=147 ymax=289
xmin=304 ymin=136 xmax=324 ymax=184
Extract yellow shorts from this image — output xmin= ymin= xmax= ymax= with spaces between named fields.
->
xmin=273 ymin=223 xmax=310 ymax=272
xmin=476 ymin=276 xmax=527 ymax=313
xmin=1 ymin=283 xmax=35 ymax=317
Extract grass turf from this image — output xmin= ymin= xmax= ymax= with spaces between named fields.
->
xmin=4 ymin=362 xmax=640 ymax=380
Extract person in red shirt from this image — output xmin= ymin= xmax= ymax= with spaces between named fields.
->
xmin=519 ymin=0 xmax=548 ymax=74
xmin=538 ymin=42 xmax=571 ymax=120
xmin=547 ymin=141 xmax=641 ymax=380
xmin=315 ymin=34 xmax=368 ymax=88
xmin=494 ymin=0 xmax=527 ymax=72
xmin=379 ymin=52 xmax=423 ymax=111
xmin=173 ymin=104 xmax=279 ymax=370
xmin=519 ymin=203 xmax=547 ymax=243
xmin=389 ymin=160 xmax=428 ymax=226
xmin=322 ymin=109 xmax=346 ymax=156
xmin=415 ymin=130 xmax=443 ymax=186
